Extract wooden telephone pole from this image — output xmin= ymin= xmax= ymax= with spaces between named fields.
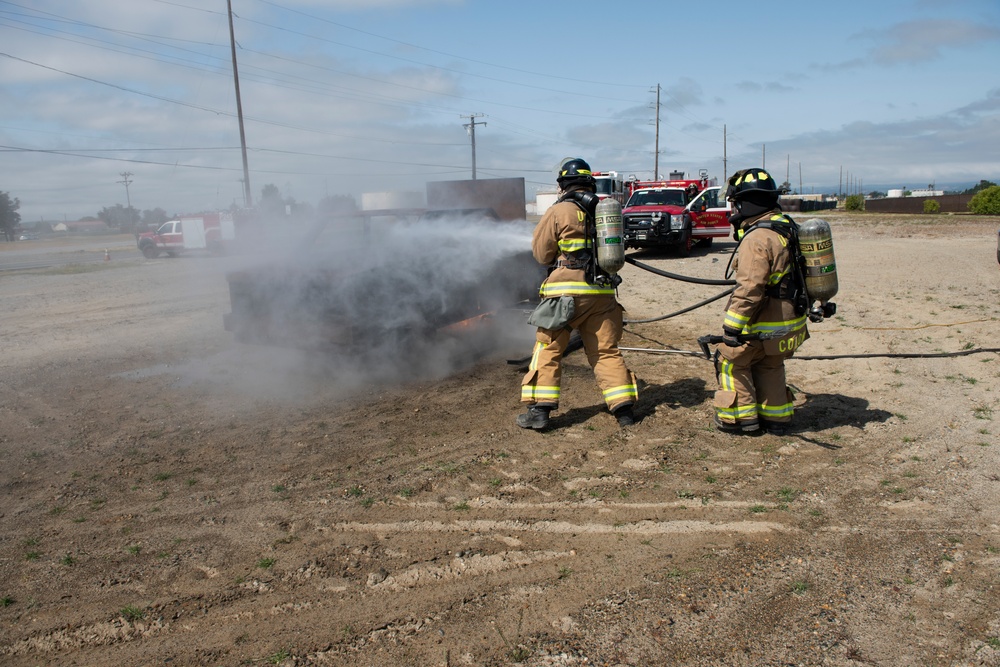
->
xmin=463 ymin=114 xmax=486 ymax=180
xmin=227 ymin=0 xmax=252 ymax=206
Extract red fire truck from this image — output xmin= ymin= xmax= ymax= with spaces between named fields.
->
xmin=621 ymin=171 xmax=729 ymax=255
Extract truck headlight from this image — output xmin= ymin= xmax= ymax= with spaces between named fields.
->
xmin=670 ymin=215 xmax=685 ymax=230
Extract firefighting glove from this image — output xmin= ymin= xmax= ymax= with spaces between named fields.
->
xmin=722 ymin=326 xmax=744 ymax=347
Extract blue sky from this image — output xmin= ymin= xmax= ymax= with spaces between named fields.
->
xmin=1 ymin=0 xmax=998 ymax=222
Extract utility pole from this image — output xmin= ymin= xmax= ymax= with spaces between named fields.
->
xmin=462 ymin=114 xmax=486 ymax=180
xmin=117 ymin=171 xmax=134 ymax=235
xmin=798 ymin=162 xmax=802 ymax=195
xmin=227 ymin=0 xmax=252 ymax=207
xmin=761 ymin=144 xmax=766 ymax=169
xmin=652 ymin=84 xmax=661 ymax=180
xmin=722 ymin=124 xmax=727 ymax=181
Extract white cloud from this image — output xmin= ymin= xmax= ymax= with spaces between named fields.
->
xmin=753 ymin=91 xmax=1000 ymax=187
xmin=820 ymin=19 xmax=1000 ymax=70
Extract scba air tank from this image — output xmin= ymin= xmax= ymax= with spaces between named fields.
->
xmin=594 ymin=198 xmax=625 ymax=274
xmin=798 ymin=217 xmax=838 ymax=303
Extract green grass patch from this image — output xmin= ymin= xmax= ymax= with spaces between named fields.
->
xmin=266 ymin=649 xmax=291 ymax=665
xmin=120 ymin=605 xmax=144 ymax=622
xmin=777 ymin=487 xmax=798 ymax=502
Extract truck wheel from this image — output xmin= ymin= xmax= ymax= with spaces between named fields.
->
xmin=677 ymin=230 xmax=692 ymax=257
xmin=696 ymin=237 xmax=714 ymax=248
xmin=141 ymin=245 xmax=160 ymax=259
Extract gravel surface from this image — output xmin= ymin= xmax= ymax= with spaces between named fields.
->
xmin=1 ymin=212 xmax=1000 ymax=667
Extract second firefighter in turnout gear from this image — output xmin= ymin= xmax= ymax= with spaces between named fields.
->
xmin=713 ymin=168 xmax=808 ymax=435
xmin=517 ymin=158 xmax=638 ymax=430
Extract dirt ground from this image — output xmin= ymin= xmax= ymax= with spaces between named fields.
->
xmin=2 ymin=211 xmax=1000 ymax=667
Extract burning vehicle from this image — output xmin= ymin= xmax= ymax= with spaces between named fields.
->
xmin=223 ymin=180 xmax=545 ymax=358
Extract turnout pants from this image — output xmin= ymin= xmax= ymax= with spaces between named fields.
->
xmin=521 ymin=295 xmax=637 ymax=413
xmin=713 ymin=340 xmax=795 ymax=427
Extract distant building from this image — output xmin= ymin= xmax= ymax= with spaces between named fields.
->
xmin=534 ymin=191 xmax=559 ymax=216
xmin=887 ymin=188 xmax=944 ymax=198
xmin=52 ymin=220 xmax=111 ymax=233
xmin=779 ymin=194 xmax=830 ymax=203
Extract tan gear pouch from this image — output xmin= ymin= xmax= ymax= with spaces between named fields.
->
xmin=527 ymin=296 xmax=575 ymax=330
xmin=713 ymin=390 xmax=738 ymax=410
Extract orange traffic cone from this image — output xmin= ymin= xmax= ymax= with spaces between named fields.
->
xmin=104 ymin=248 xmax=110 ymax=261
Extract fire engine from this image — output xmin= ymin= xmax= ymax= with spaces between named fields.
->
xmin=621 ymin=171 xmax=729 ymax=255
xmin=592 ymin=171 xmax=626 ymax=205
xmin=137 ymin=212 xmax=236 ymax=258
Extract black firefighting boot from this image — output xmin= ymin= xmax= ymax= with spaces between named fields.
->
xmin=759 ymin=419 xmax=791 ymax=436
xmin=516 ymin=405 xmax=551 ymax=430
xmin=714 ymin=414 xmax=761 ymax=435
xmin=613 ymin=404 xmax=636 ymax=427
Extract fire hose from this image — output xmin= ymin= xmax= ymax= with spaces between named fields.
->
xmin=623 ymin=332 xmax=1000 ymax=362
xmin=618 ymin=261 xmax=999 ymax=362
xmin=621 ymin=256 xmax=736 ymax=325
xmin=510 ymin=257 xmax=999 ymax=364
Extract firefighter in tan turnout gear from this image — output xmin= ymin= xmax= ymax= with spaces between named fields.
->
xmin=713 ymin=168 xmax=809 ymax=436
xmin=517 ymin=158 xmax=638 ymax=430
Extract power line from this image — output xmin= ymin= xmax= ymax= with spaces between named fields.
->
xmin=1 ymin=1 xmax=739 ymax=161
xmin=248 ymin=0 xmax=646 ymax=91
xmin=0 ymin=143 xmax=549 ymax=175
